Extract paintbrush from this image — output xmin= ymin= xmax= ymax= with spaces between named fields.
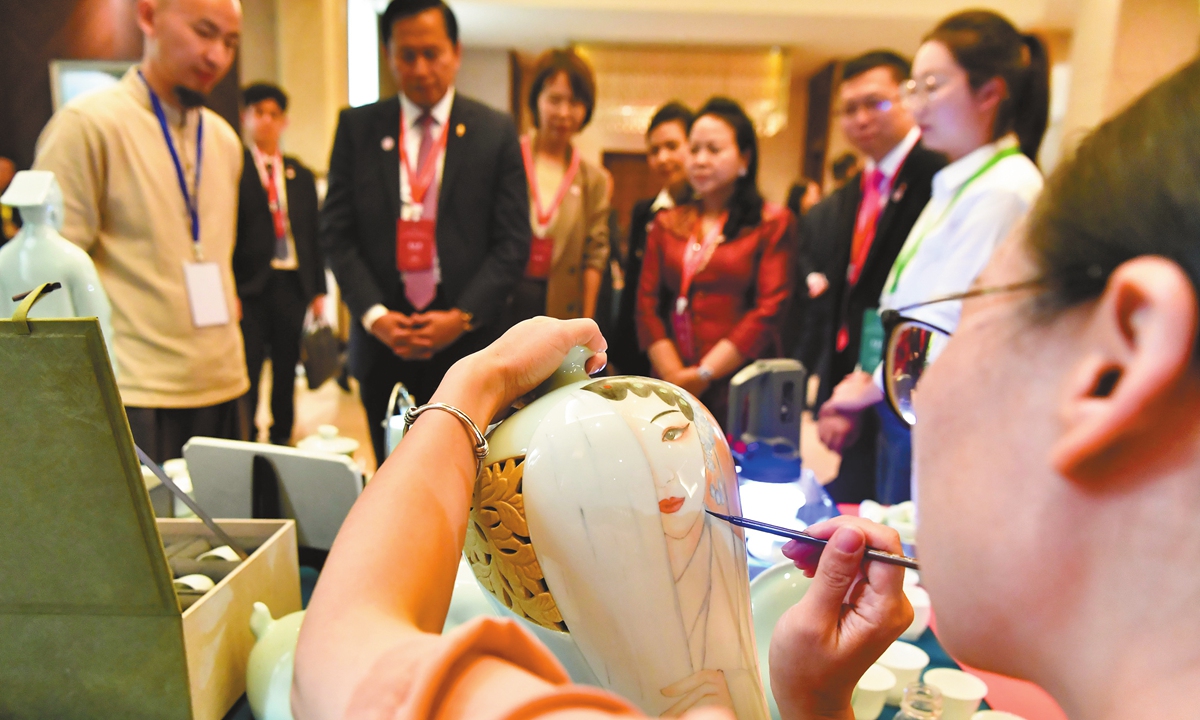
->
xmin=707 ymin=509 xmax=919 ymax=570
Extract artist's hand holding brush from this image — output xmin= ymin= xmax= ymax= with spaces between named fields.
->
xmin=768 ymin=517 xmax=913 ymax=720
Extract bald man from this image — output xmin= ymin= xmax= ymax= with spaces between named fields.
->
xmin=34 ymin=0 xmax=249 ymax=462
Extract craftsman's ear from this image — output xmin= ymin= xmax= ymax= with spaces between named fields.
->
xmin=1051 ymin=257 xmax=1200 ymax=482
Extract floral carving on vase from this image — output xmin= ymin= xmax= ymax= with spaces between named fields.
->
xmin=464 ymin=457 xmax=567 ymax=631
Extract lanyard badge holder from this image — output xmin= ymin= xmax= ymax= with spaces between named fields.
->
xmin=521 ymin=137 xmax=581 ymax=280
xmin=140 ymin=72 xmax=230 ymax=329
xmin=673 ymin=213 xmax=726 ymax=365
xmin=396 ymin=111 xmax=450 ymax=274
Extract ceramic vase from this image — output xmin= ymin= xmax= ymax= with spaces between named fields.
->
xmin=464 ymin=349 xmax=769 ymax=719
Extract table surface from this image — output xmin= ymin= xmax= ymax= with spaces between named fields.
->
xmin=224 ymin=517 xmax=1067 ymax=720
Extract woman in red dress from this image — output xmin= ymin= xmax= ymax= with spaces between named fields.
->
xmin=636 ymin=97 xmax=796 ymax=425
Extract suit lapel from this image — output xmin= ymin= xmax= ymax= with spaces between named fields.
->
xmin=868 ymin=164 xmax=914 ymax=267
xmin=282 ymin=157 xmax=299 ymax=209
xmin=377 ymin=96 xmax=402 ymax=221
xmin=833 ymin=175 xmax=863 ymax=272
xmin=438 ymin=96 xmax=468 ymax=222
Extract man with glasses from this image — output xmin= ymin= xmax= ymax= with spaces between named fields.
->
xmin=804 ymin=50 xmax=946 ymax=503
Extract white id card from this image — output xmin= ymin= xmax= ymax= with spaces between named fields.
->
xmin=183 ymin=261 xmax=231 ymax=328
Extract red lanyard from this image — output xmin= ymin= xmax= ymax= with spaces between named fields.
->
xmin=676 ymin=212 xmax=727 ymax=312
xmin=399 ymin=110 xmax=451 ymax=205
xmin=261 ymin=154 xmax=286 ymax=238
xmin=521 ymin=136 xmax=581 ymax=230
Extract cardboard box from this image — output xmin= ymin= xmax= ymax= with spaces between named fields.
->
xmin=164 ymin=519 xmax=300 ymax=720
xmin=0 ymin=299 xmax=301 ymax=719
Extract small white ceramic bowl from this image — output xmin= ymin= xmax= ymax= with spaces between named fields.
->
xmin=750 ymin=560 xmax=814 ymax=720
xmin=852 ymin=663 xmax=897 ymax=720
xmin=173 ymin=574 xmax=215 ymax=593
xmin=878 ymin=641 xmax=930 ymax=705
xmin=923 ymin=667 xmax=988 ymax=720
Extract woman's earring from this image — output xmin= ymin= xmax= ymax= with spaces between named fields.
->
xmin=737 ymin=167 xmax=747 ymax=178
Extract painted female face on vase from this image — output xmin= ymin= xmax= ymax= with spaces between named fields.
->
xmin=625 ymin=393 xmax=707 ymax=539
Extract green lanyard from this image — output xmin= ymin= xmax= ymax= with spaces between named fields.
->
xmin=885 ymin=145 xmax=1022 ymax=294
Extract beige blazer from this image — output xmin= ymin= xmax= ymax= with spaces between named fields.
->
xmin=529 ymin=146 xmax=611 ymax=319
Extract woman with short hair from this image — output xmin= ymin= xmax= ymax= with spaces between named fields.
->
xmin=507 ymin=48 xmax=611 ymax=324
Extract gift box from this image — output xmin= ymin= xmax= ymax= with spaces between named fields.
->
xmin=0 ymin=286 xmax=301 ymax=719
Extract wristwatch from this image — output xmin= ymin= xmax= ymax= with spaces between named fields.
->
xmin=697 ymin=365 xmax=715 ymax=382
xmin=457 ymin=309 xmax=475 ymax=333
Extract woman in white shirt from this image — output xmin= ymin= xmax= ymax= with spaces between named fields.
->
xmin=818 ymin=10 xmax=1049 ymax=504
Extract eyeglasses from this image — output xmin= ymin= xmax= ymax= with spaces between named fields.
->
xmin=881 ymin=279 xmax=1044 ymax=426
xmin=900 ymin=75 xmax=950 ymax=106
xmin=838 ymin=96 xmax=895 ymax=118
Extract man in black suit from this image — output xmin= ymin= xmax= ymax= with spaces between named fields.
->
xmin=609 ymin=101 xmax=693 ymax=377
xmin=808 ymin=51 xmax=947 ymax=503
xmin=235 ymin=83 xmax=327 ymax=445
xmin=319 ymin=0 xmax=529 ymax=462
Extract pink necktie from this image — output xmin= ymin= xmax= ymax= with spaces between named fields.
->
xmin=404 ymin=112 xmax=439 ymax=311
xmin=836 ymin=168 xmax=888 ymax=352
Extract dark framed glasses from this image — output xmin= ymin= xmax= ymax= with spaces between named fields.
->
xmin=881 ymin=279 xmax=1044 ymax=426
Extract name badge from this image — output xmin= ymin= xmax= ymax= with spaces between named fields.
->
xmin=525 ymin=234 xmax=554 ymax=280
xmin=396 ymin=218 xmax=436 ymax=273
xmin=182 ymin=261 xmax=231 ymax=328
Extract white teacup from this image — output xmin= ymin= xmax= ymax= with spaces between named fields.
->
xmin=196 ymin=545 xmax=240 ymax=562
xmin=173 ymin=573 xmax=215 ymax=593
xmin=923 ymin=668 xmax=988 ymax=720
xmin=851 ymin=664 xmax=896 ymax=720
xmin=878 ymin=641 xmax=930 ymax=705
xmin=971 ymin=712 xmax=1025 ymax=720
xmin=900 ymin=585 xmax=932 ymax=641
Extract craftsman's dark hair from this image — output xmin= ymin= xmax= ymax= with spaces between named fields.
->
xmin=647 ymin=101 xmax=694 ymax=136
xmin=686 ymin=96 xmax=764 ymax=241
xmin=925 ymin=10 xmax=1049 ymax=161
xmin=242 ymin=83 xmax=288 ymax=112
xmin=1027 ymin=57 xmax=1200 ymax=355
xmin=527 ymin=48 xmax=597 ymax=129
xmin=842 ymin=50 xmax=912 ymax=85
xmin=379 ymin=0 xmax=458 ymax=46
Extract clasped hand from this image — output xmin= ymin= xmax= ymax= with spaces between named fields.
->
xmin=817 ymin=371 xmax=885 ymax=453
xmin=370 ymin=309 xmax=467 ymax=360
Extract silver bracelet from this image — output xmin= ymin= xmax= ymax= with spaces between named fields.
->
xmin=402 ymin=403 xmax=489 ymax=474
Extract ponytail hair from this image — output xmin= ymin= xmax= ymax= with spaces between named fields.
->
xmin=926 ymin=10 xmax=1050 ymax=161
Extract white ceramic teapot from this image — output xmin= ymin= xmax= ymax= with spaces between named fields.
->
xmin=464 ymin=349 xmax=769 ymax=719
xmin=246 ymin=602 xmax=305 ymax=720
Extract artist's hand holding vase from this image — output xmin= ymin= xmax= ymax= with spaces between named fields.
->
xmin=464 ymin=323 xmax=770 ymax=719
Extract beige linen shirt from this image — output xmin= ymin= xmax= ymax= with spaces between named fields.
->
xmin=33 ymin=68 xmax=248 ymax=408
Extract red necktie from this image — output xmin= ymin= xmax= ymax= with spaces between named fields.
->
xmin=403 ymin=112 xmax=439 ymax=310
xmin=265 ymin=160 xmax=289 ymax=261
xmin=836 ymin=168 xmax=887 ymax=352
xmin=846 ymin=168 xmax=885 ymax=287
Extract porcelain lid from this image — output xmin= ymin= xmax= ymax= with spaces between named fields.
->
xmin=297 ymin=424 xmax=360 ymax=456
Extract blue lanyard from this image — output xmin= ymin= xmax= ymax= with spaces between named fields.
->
xmin=139 ymin=71 xmax=204 ymax=254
